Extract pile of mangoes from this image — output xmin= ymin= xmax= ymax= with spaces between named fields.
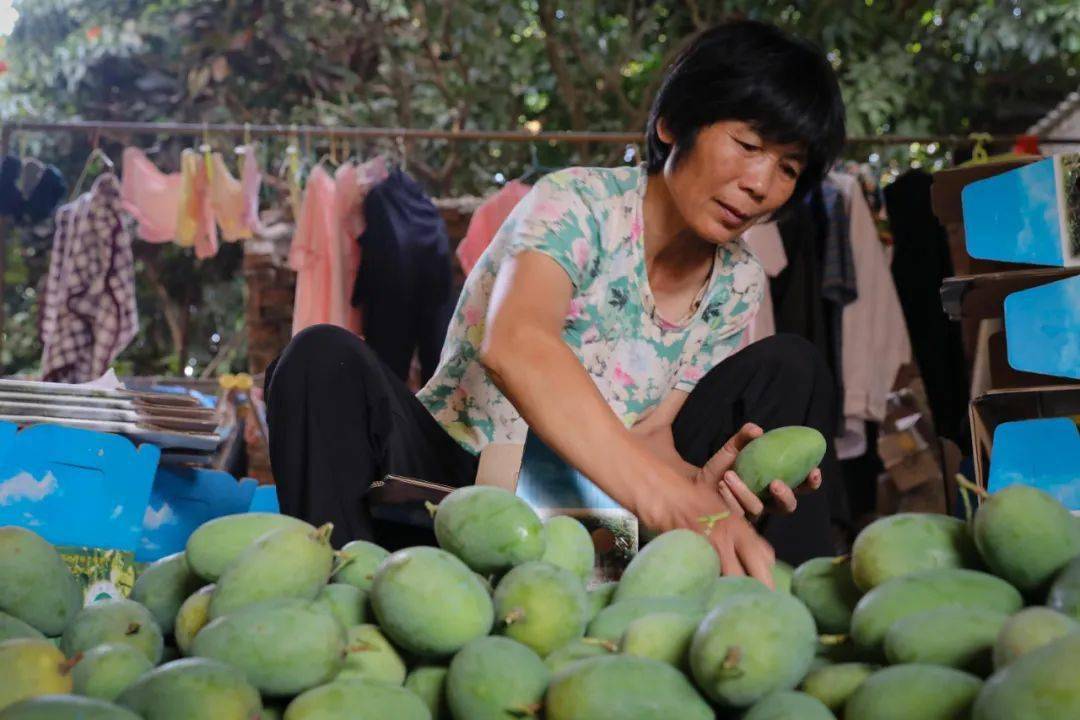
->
xmin=0 ymin=479 xmax=1079 ymax=719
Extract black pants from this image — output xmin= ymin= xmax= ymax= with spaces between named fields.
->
xmin=266 ymin=326 xmax=838 ymax=562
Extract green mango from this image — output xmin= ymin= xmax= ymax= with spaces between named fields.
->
xmin=185 ymin=513 xmax=312 ymax=582
xmin=619 ymin=611 xmax=697 ymax=671
xmin=493 ymin=561 xmax=587 ymax=657
xmin=70 ymin=643 xmax=153 ymax=702
xmin=587 ymin=595 xmax=703 ymax=643
xmin=800 ymin=662 xmax=876 ymax=712
xmin=284 ymin=679 xmax=431 ymax=720
xmin=131 ymin=552 xmax=204 ymax=636
xmin=742 ymin=691 xmax=835 ymax=720
xmin=191 ymin=599 xmax=345 ymax=696
xmin=0 ymin=527 xmax=83 ymax=636
xmin=850 ymin=569 xmax=1023 ymax=655
xmin=433 ymin=486 xmax=545 ymax=575
xmin=733 ymin=426 xmax=826 ymax=496
xmin=61 ymin=600 xmax=163 ymax=665
xmin=370 ymin=546 xmax=493 ymax=658
xmin=0 ymin=612 xmax=44 ymax=644
xmin=1047 ymin=554 xmax=1080 ymax=620
xmin=446 ymin=636 xmax=549 ymax=720
xmin=337 ymin=624 xmax=406 ymax=685
xmin=884 ymin=607 xmax=1008 ymax=675
xmin=689 ymin=591 xmax=816 ymax=708
xmin=312 ymin=583 xmax=368 ymax=629
xmin=208 ymin=524 xmax=334 ymax=619
xmin=845 ymin=664 xmax=982 ymax=720
xmin=0 ymin=695 xmax=141 ymax=719
xmin=973 ymin=632 xmax=1080 ymax=720
xmin=333 ymin=540 xmax=389 ymax=592
xmin=974 ymin=486 xmax=1080 ymax=593
xmin=792 ymin=556 xmax=861 ymax=634
xmin=585 ymin=582 xmax=616 ymax=623
xmin=540 ymin=516 xmax=595 ymax=582
xmin=993 ymin=606 xmax=1079 ymax=669
xmin=404 ymin=666 xmax=448 ymax=720
xmin=699 ymin=576 xmax=771 ymax=611
xmin=772 ymin=561 xmax=794 ymax=594
xmin=544 ymin=638 xmax=616 ymax=674
xmin=0 ymin=639 xmax=73 ymax=711
xmin=614 ymin=529 xmax=719 ymax=602
xmin=173 ymin=585 xmax=213 ymax=656
xmin=116 ymin=658 xmax=261 ymax=720
xmin=851 ymin=513 xmax=980 ymax=592
xmin=545 ymin=655 xmax=712 ymax=720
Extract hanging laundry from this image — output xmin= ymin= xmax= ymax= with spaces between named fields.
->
xmin=0 ymin=156 xmax=23 ymax=217
xmin=209 ymin=153 xmax=254 ymax=242
xmin=41 ymin=173 xmax=138 ymax=383
xmin=351 ymin=168 xmax=454 ymax=384
xmin=0 ymin=155 xmax=68 ymax=224
xmin=352 ymin=169 xmax=453 ymax=382
xmin=741 ymin=220 xmax=787 ymax=343
xmin=176 ymin=149 xmax=218 ymax=259
xmin=885 ymin=169 xmax=969 ymax=445
xmin=456 ymin=179 xmax=531 ymax=276
xmin=333 ymin=156 xmax=389 ymax=334
xmin=820 ymin=178 xmax=858 ymax=422
xmin=120 ymin=147 xmax=182 ymax=243
xmin=239 ymin=145 xmax=264 ymax=236
xmin=289 ymin=165 xmax=349 ymax=335
xmin=830 ymin=171 xmax=911 ymax=425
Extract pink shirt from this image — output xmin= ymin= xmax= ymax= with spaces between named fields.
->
xmin=456 ymin=180 xmax=532 ymax=276
xmin=120 ymin=147 xmax=182 ymax=244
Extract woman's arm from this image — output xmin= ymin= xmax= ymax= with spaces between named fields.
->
xmin=479 ymin=250 xmax=776 ymax=584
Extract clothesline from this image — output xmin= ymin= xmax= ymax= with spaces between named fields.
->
xmin=3 ymin=120 xmax=1079 ymax=149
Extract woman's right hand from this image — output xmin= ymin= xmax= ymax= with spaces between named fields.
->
xmin=631 ymin=458 xmax=777 ymax=588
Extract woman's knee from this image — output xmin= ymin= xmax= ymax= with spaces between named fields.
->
xmin=743 ymin=333 xmax=826 ymax=384
xmin=268 ymin=325 xmax=375 ymax=390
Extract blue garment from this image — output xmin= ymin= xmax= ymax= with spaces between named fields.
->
xmin=0 ymin=155 xmax=68 ymax=224
xmin=351 ymin=169 xmax=454 ymax=383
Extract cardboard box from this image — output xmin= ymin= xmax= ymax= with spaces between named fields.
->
xmin=988 ymin=417 xmax=1080 ymax=510
xmin=1004 ymin=274 xmax=1080 ymax=380
xmin=139 ymin=465 xmax=279 ymax=562
xmin=931 ymin=158 xmax=1039 ymax=276
xmin=0 ymin=422 xmax=159 ymax=602
xmin=969 ymin=385 xmax=1080 ymax=490
xmin=963 ymin=154 xmax=1080 ymax=267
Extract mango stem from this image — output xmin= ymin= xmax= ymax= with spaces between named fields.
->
xmin=698 ymin=511 xmax=731 ymax=534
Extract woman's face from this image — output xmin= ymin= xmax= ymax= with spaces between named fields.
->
xmin=659 ymin=120 xmax=806 ymax=244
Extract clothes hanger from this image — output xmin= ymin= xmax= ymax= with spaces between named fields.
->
xmin=518 ymin=143 xmax=557 ymax=184
xmin=70 ymin=131 xmax=115 ymax=200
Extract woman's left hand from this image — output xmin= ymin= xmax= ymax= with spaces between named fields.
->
xmin=694 ymin=423 xmax=823 ymax=521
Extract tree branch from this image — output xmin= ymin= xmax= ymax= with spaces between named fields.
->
xmin=536 ymin=0 xmax=587 ymax=130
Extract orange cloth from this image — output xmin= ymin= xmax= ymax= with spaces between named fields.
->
xmin=209 ymin=154 xmax=253 ymax=242
xmin=120 ymin=147 xmax=182 ymax=243
xmin=289 ymin=159 xmax=389 ymax=336
xmin=176 ymin=149 xmax=218 ymax=259
xmin=289 ymin=166 xmax=347 ymax=334
xmin=456 ymin=180 xmax=531 ymax=276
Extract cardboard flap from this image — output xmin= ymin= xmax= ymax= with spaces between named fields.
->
xmin=1005 ymin=274 xmax=1080 ymax=380
xmin=988 ymin=418 xmax=1080 ymax=509
xmin=137 ymin=465 xmax=261 ymax=562
xmin=0 ymin=422 xmax=159 ymax=552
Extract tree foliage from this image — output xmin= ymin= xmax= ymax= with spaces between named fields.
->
xmin=1 ymin=0 xmax=1077 ymax=375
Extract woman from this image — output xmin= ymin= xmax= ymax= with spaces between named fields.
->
xmin=266 ymin=20 xmax=847 ymax=585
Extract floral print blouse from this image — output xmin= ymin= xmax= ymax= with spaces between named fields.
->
xmin=417 ymin=165 xmax=765 ymax=454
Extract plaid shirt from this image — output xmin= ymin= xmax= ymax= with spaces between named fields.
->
xmin=41 ymin=173 xmax=138 ymax=382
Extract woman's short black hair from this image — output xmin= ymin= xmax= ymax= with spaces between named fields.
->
xmin=646 ymin=20 xmax=846 ymax=214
